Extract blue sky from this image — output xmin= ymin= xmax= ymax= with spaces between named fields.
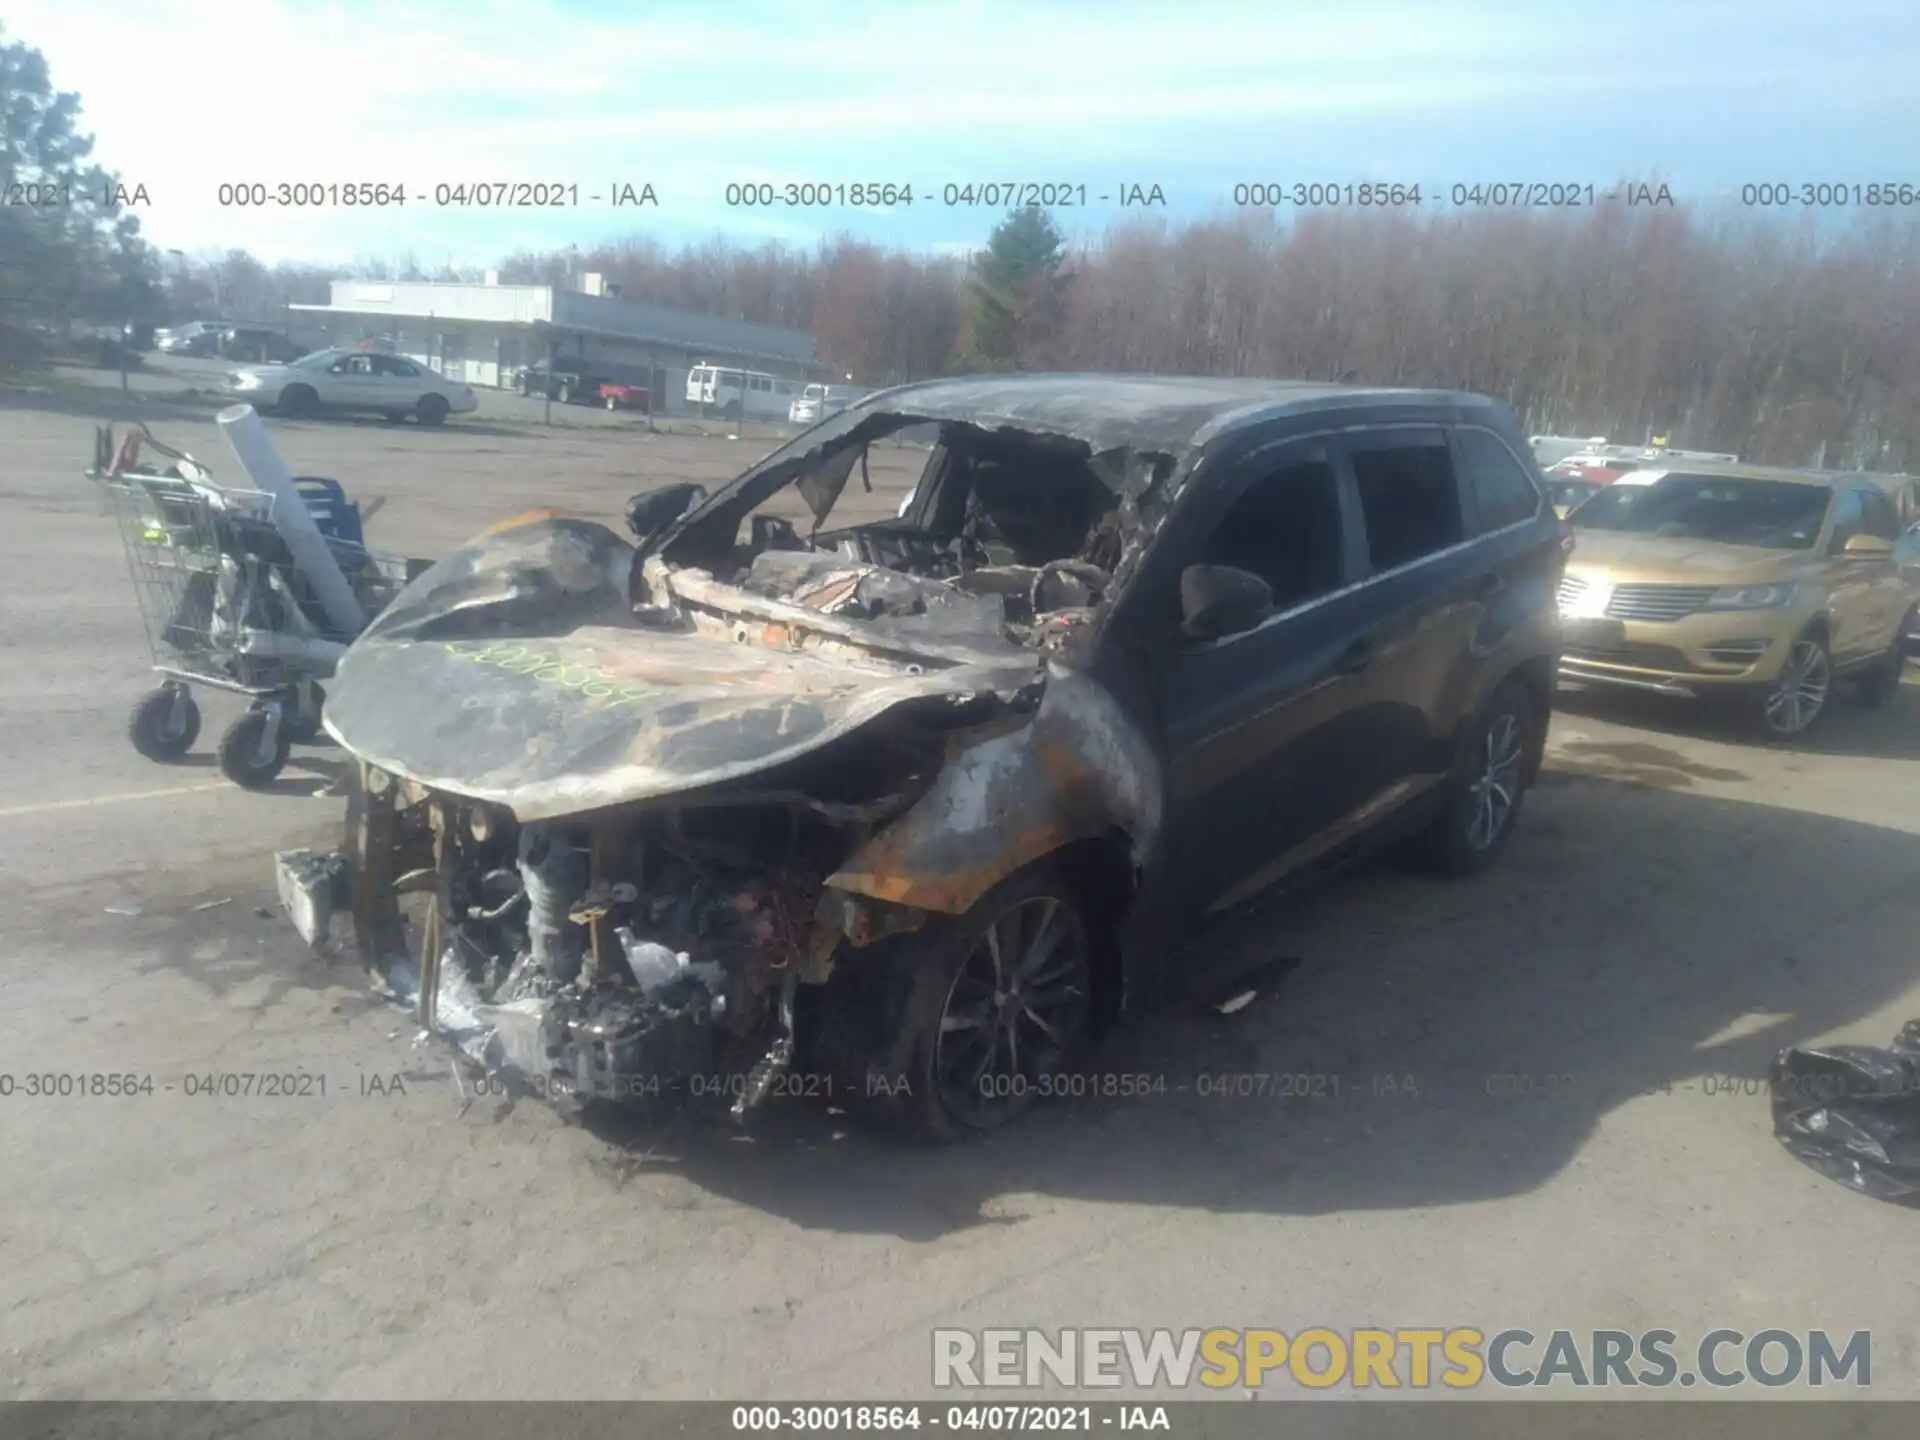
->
xmin=9 ymin=0 xmax=1920 ymax=266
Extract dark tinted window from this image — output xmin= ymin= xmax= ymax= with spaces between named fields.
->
xmin=1349 ymin=435 xmax=1465 ymax=571
xmin=1199 ymin=459 xmax=1345 ymax=609
xmin=1455 ymin=427 xmax=1540 ymax=531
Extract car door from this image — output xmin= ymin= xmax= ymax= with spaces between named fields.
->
xmin=322 ymin=353 xmax=379 ymax=407
xmin=375 ymin=354 xmax=427 ymax=407
xmin=1329 ymin=424 xmax=1492 ymax=786
xmin=1822 ymin=488 xmax=1885 ymax=663
xmin=1447 ymin=419 xmax=1563 ymax=703
xmin=1147 ymin=437 xmax=1391 ymax=921
xmin=1851 ymin=486 xmax=1909 ymax=654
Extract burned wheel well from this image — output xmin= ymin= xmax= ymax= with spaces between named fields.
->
xmin=1047 ymin=832 xmax=1137 ymax=1033
xmin=796 ymin=833 xmax=1137 ymax=1111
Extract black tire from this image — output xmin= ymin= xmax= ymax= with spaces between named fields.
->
xmin=415 ymin=393 xmax=449 ymax=427
xmin=840 ymin=866 xmax=1098 ymax=1143
xmin=217 ymin=709 xmax=291 ymax=788
xmin=1757 ymin=630 xmax=1833 ymax=741
xmin=1855 ymin=629 xmax=1906 ymax=708
xmin=556 ymin=380 xmax=573 ymax=405
xmin=605 ymin=393 xmax=619 ymax=410
xmin=723 ymin=399 xmax=743 ymax=422
xmin=1412 ymin=678 xmax=1538 ymax=877
xmin=277 ymin=384 xmax=317 ymax=418
xmin=127 ymin=685 xmax=200 ymax=761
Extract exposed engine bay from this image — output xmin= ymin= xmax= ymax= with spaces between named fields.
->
xmin=277 ymin=407 xmax=1172 ymax=1123
xmin=283 ymin=717 xmax=954 ymax=1117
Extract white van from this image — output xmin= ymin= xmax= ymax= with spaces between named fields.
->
xmin=788 ymin=383 xmax=869 ymax=425
xmin=685 ymin=363 xmax=795 ymax=421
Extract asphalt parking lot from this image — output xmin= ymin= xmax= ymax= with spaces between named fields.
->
xmin=3 ymin=379 xmax=1920 ymax=1402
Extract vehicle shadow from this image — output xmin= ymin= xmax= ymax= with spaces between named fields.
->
xmin=0 ymin=384 xmax=541 ymax=443
xmin=0 ymin=385 xmax=223 ymax=425
xmin=274 ymin=414 xmax=541 ymax=442
xmin=574 ymin=771 xmax=1920 ymax=1240
xmin=1555 ymin=672 xmax=1920 ymax=761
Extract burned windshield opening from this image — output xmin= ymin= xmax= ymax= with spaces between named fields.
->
xmin=659 ymin=415 xmax=1173 ymax=653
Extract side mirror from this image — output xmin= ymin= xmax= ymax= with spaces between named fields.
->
xmin=1180 ymin=564 xmax=1274 ymax=642
xmin=1842 ymin=533 xmax=1895 ymax=560
xmin=625 ymin=482 xmax=707 ymax=542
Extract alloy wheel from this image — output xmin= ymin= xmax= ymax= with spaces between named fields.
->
xmin=1763 ymin=639 xmax=1830 ymax=736
xmin=1466 ymin=709 xmax=1525 ymax=851
xmin=933 ymin=894 xmax=1091 ymax=1128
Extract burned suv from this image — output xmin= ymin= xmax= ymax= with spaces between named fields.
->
xmin=279 ymin=376 xmax=1565 ymax=1139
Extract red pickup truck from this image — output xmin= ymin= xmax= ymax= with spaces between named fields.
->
xmin=598 ymin=382 xmax=650 ymax=411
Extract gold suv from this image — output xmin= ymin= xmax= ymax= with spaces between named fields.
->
xmin=1557 ymin=464 xmax=1917 ymax=738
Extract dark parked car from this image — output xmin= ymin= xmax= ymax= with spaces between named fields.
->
xmin=280 ymin=375 xmax=1566 ymax=1140
xmin=154 ymin=320 xmax=229 ymax=356
xmin=218 ymin=327 xmax=305 ymax=363
xmin=519 ymin=360 xmax=648 ymax=405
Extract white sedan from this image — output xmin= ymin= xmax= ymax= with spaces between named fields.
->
xmin=227 ymin=348 xmax=478 ymax=425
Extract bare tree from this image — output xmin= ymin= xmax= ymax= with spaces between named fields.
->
xmin=159 ymin=201 xmax=1920 ymax=469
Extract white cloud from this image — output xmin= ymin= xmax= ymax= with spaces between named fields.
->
xmin=2 ymin=0 xmax=1548 ymax=254
xmin=6 ymin=0 xmax=1916 ymax=262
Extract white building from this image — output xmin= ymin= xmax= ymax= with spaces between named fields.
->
xmin=289 ymin=272 xmax=819 ymax=411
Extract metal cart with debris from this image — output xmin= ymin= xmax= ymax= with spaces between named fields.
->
xmin=91 ymin=422 xmax=423 ymax=789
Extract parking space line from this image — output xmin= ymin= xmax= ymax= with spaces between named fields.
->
xmin=0 ymin=782 xmax=231 ymax=819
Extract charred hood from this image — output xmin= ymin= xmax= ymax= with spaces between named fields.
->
xmin=321 ymin=515 xmax=1042 ymax=819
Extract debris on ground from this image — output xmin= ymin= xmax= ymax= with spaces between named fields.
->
xmin=275 ymin=848 xmax=349 ymax=948
xmin=1771 ymin=1020 xmax=1920 ymax=1203
xmin=1201 ymin=957 xmax=1303 ymax=1017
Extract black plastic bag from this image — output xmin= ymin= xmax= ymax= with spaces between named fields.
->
xmin=1770 ymin=1020 xmax=1920 ymax=1202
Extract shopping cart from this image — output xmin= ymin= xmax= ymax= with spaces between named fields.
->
xmin=91 ymin=423 xmax=423 ymax=789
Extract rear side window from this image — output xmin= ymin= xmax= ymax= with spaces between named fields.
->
xmin=1349 ymin=434 xmax=1465 ymax=572
xmin=1198 ymin=458 xmax=1345 ymax=609
xmin=1857 ymin=488 xmax=1900 ymax=540
xmin=1455 ymin=427 xmax=1542 ymax=531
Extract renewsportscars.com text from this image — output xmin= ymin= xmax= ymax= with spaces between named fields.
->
xmin=932 ymin=1327 xmax=1872 ymax=1391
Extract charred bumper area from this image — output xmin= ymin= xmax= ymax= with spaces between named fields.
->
xmin=279 ymin=734 xmax=944 ymax=1116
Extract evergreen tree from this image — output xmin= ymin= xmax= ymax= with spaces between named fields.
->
xmin=963 ymin=204 xmax=1068 ymax=369
xmin=0 ymin=25 xmax=160 ymax=335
